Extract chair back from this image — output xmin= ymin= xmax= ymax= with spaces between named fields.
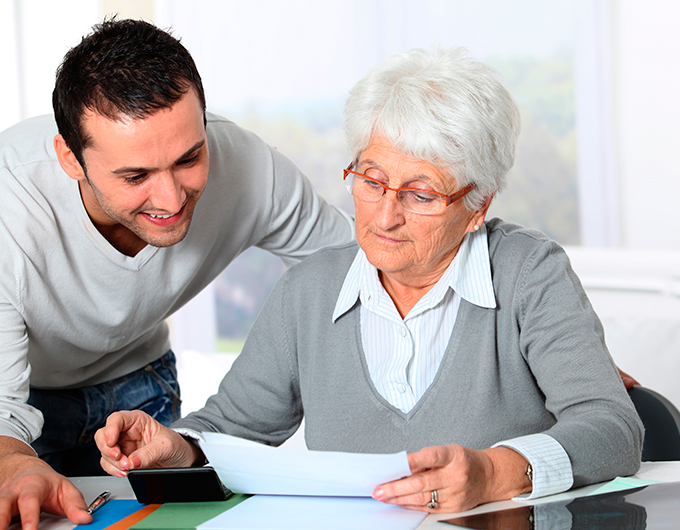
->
xmin=628 ymin=386 xmax=680 ymax=461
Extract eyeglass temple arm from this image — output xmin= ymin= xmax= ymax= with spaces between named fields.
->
xmin=445 ymin=182 xmax=476 ymax=205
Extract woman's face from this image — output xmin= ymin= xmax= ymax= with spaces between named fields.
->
xmin=354 ymin=135 xmax=483 ymax=289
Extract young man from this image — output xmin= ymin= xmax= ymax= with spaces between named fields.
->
xmin=0 ymin=18 xmax=353 ymax=528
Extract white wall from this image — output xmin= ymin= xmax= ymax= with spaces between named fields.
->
xmin=0 ymin=0 xmax=98 ymax=132
xmin=566 ymin=246 xmax=680 ymax=408
xmin=0 ymin=1 xmax=21 ymax=131
xmin=614 ymin=0 xmax=680 ymax=250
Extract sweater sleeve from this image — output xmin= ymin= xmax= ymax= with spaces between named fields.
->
xmin=172 ymin=272 xmax=303 ymax=446
xmin=516 ymin=239 xmax=643 ymax=487
xmin=253 ymin=145 xmax=354 ymax=267
xmin=0 ymin=295 xmax=43 ymax=445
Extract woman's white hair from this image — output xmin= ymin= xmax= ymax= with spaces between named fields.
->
xmin=343 ymin=47 xmax=520 ymax=210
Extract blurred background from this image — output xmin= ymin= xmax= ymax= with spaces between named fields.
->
xmin=3 ymin=0 xmax=679 ymax=411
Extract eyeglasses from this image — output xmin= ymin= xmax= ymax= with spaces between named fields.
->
xmin=343 ymin=163 xmax=476 ymax=216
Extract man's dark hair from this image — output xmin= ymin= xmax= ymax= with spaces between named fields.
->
xmin=53 ymin=18 xmax=206 ymax=168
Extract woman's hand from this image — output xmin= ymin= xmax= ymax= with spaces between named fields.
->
xmin=94 ymin=410 xmax=203 ymax=477
xmin=372 ymin=445 xmax=531 ymax=513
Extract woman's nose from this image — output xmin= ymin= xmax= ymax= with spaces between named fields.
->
xmin=374 ymin=189 xmax=405 ymax=230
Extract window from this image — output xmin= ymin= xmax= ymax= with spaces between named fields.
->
xmin=157 ymin=0 xmax=586 ymax=352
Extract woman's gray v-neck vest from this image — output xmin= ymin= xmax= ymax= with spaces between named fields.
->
xmin=176 ymin=218 xmax=642 ymax=487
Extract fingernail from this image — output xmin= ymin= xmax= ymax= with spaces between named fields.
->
xmin=132 ymin=457 xmax=142 ymax=469
xmin=373 ymin=489 xmax=384 ymax=500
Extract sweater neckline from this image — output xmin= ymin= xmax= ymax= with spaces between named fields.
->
xmin=352 ymin=299 xmax=471 ymax=421
xmin=68 ymin=177 xmax=159 ymax=270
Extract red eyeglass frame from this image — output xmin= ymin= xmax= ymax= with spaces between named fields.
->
xmin=343 ymin=164 xmax=476 ymax=207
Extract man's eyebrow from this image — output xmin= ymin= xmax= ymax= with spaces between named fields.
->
xmin=111 ymin=140 xmax=206 ymax=175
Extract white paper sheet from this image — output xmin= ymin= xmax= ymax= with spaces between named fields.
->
xmin=197 ymin=495 xmax=426 ymax=530
xmin=199 ymin=432 xmax=411 ymax=496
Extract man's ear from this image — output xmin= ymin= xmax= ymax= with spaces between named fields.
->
xmin=54 ymin=134 xmax=86 ymax=181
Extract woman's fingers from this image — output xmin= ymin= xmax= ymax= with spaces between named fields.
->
xmin=374 ymin=444 xmax=497 ymax=513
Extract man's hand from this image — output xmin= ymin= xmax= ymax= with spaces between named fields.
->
xmin=618 ymin=368 xmax=640 ymax=389
xmin=0 ymin=437 xmax=91 ymax=530
xmin=372 ymin=445 xmax=531 ymax=513
xmin=95 ymin=410 xmax=202 ymax=476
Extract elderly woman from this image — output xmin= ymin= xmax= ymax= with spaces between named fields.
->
xmin=96 ymin=48 xmax=642 ymax=513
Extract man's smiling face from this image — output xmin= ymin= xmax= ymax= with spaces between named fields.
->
xmin=72 ymin=89 xmax=209 ymax=255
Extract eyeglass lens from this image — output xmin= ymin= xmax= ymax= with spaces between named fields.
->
xmin=345 ymin=172 xmax=446 ymax=215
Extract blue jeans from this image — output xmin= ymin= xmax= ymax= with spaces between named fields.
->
xmin=28 ymin=350 xmax=181 ymax=477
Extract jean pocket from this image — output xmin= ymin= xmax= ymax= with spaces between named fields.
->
xmin=110 ymin=351 xmax=182 ymax=422
xmin=147 ymin=350 xmax=181 ymax=402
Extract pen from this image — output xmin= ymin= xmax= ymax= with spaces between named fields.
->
xmin=87 ymin=491 xmax=112 ymax=514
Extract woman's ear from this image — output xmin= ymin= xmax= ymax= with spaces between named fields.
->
xmin=54 ymin=134 xmax=86 ymax=182
xmin=467 ymin=193 xmax=495 ymax=232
